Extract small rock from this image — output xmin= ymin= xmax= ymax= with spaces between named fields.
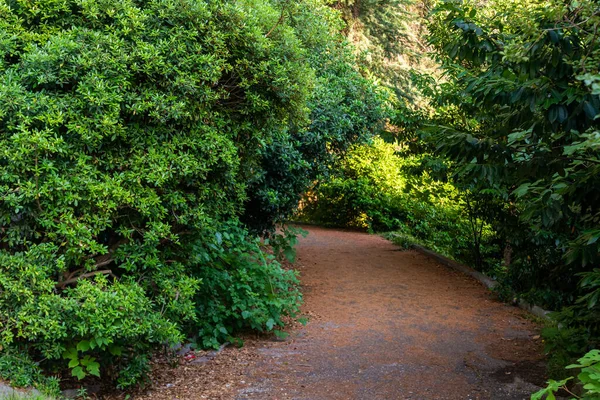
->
xmin=62 ymin=389 xmax=80 ymax=399
xmin=0 ymin=383 xmax=43 ymax=399
xmin=176 ymin=343 xmax=194 ymax=356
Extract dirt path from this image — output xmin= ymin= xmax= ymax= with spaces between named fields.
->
xmin=129 ymin=226 xmax=546 ymax=400
xmin=235 ymin=226 xmax=546 ymax=400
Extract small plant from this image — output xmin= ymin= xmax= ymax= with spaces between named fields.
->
xmin=268 ymin=226 xmax=309 ymax=264
xmin=76 ymin=387 xmax=89 ymax=400
xmin=532 ymin=349 xmax=600 ymax=399
xmin=62 ymin=342 xmax=101 ymax=380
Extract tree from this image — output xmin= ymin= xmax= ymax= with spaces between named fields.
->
xmin=427 ymin=0 xmax=600 ymax=359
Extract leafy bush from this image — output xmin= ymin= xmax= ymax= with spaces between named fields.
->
xmin=300 ymin=138 xmax=402 ymax=228
xmin=0 ymin=0 xmax=385 ymax=390
xmin=532 ymin=349 xmax=600 ymax=399
xmin=0 ymin=350 xmax=60 ymax=397
xmin=300 ymin=138 xmax=502 ymax=274
xmin=191 ymin=223 xmax=302 ymax=349
xmin=425 ymin=0 xmax=600 ymax=371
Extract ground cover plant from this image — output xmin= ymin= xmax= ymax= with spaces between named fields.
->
xmin=0 ymin=0 xmax=385 ymax=394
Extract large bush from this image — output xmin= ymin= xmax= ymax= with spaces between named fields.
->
xmin=425 ymin=0 xmax=600 ymax=371
xmin=299 ymin=138 xmax=501 ymax=273
xmin=0 ymin=0 xmax=385 ymax=392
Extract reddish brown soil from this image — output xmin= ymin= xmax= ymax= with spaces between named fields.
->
xmin=236 ymin=226 xmax=546 ymax=400
xmin=117 ymin=226 xmax=546 ymax=400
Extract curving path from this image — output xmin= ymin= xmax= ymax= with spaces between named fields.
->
xmin=236 ymin=226 xmax=546 ymax=400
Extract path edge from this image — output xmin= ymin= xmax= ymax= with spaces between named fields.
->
xmin=407 ymin=243 xmax=552 ymax=320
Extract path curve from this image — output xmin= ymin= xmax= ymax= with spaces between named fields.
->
xmin=237 ymin=226 xmax=546 ymax=400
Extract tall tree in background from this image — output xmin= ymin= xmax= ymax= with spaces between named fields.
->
xmin=331 ymin=0 xmax=437 ymax=96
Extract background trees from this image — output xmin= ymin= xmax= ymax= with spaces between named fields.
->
xmin=426 ymin=0 xmax=600 ymax=369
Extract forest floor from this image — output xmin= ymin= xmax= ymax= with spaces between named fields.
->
xmin=120 ymin=226 xmax=547 ymax=400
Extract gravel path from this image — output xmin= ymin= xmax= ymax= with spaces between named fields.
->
xmin=235 ymin=226 xmax=546 ymax=400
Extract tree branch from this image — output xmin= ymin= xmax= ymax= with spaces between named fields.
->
xmin=265 ymin=1 xmax=289 ymax=38
xmin=56 ymin=270 xmax=117 ymax=289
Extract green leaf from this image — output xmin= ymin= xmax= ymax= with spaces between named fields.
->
xmin=584 ymin=102 xmax=599 ymax=119
xmin=507 ymin=130 xmax=527 ymax=144
xmin=513 ymin=183 xmax=530 ymax=198
xmin=80 ymin=355 xmax=96 ymax=367
xmin=510 ymin=87 xmax=525 ymax=103
xmin=108 ymin=345 xmax=123 ymax=356
xmin=531 ymin=378 xmax=571 ymax=400
xmin=72 ymin=366 xmax=86 ymax=380
xmin=62 ymin=347 xmax=78 ymax=361
xmin=266 ymin=318 xmax=275 ymax=330
xmin=86 ymin=361 xmax=101 ymax=378
xmin=556 ymin=105 xmax=568 ymax=123
xmin=68 ymin=358 xmax=80 ymax=368
xmin=77 ymin=340 xmax=90 ymax=352
xmin=273 ymin=330 xmax=289 ymax=339
xmin=283 ymin=247 xmax=296 ymax=263
xmin=548 ymin=106 xmax=558 ymax=123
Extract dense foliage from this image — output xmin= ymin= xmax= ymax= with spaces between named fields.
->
xmin=0 ymin=0 xmax=385 ymax=393
xmin=299 ymin=138 xmax=502 ymax=275
xmin=428 ymin=0 xmax=600 ymax=299
xmin=424 ymin=0 xmax=600 ymax=369
xmin=4 ymin=0 xmax=598 ymax=393
xmin=533 ymin=349 xmax=600 ymax=400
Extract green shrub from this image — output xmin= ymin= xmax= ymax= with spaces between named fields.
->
xmin=532 ymin=349 xmax=600 ymax=400
xmin=426 ymin=0 xmax=600 ymax=373
xmin=300 ymin=138 xmax=501 ymax=274
xmin=191 ymin=223 xmax=302 ymax=348
xmin=0 ymin=350 xmax=60 ymax=397
xmin=0 ymin=0 xmax=384 ymax=390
